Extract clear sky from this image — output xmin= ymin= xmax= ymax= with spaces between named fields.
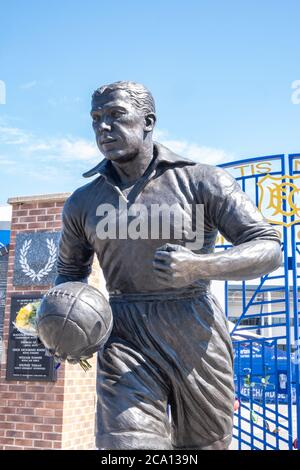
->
xmin=0 ymin=0 xmax=300 ymax=205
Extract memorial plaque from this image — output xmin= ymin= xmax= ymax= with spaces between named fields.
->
xmin=0 ymin=245 xmax=9 ymax=357
xmin=13 ymin=232 xmax=60 ymax=286
xmin=6 ymin=295 xmax=57 ymax=381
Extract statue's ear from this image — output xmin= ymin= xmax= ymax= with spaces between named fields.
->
xmin=144 ymin=113 xmax=156 ymax=132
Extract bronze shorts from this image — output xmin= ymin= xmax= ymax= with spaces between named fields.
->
xmin=96 ymin=290 xmax=234 ymax=450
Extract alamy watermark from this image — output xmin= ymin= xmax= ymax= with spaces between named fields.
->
xmin=95 ymin=199 xmax=204 ymax=250
xmin=291 ymin=80 xmax=300 ymax=104
xmin=0 ymin=80 xmax=6 ymax=104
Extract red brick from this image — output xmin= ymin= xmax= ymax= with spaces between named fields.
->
xmin=0 ymin=422 xmax=15 ymax=430
xmin=11 ymin=224 xmax=27 ymax=230
xmin=18 ymin=423 xmax=34 ymax=431
xmin=27 ymin=223 xmax=46 ymax=229
xmin=29 ymin=209 xmax=46 ymax=216
xmin=54 ymin=394 xmax=64 ymax=401
xmin=14 ymin=210 xmax=29 ymax=217
xmin=0 ymin=437 xmax=15 ymax=445
xmin=50 ymin=386 xmax=65 ymax=394
xmin=0 ymin=392 xmax=17 ymax=399
xmin=35 ymin=408 xmax=55 ymax=417
xmin=14 ymin=438 xmax=34 ymax=447
xmin=7 ymin=385 xmax=27 ymax=392
xmin=17 ymin=407 xmax=35 ymax=416
xmin=37 ymin=215 xmax=54 ymax=222
xmin=19 ymin=393 xmax=36 ymax=400
xmin=43 ymin=432 xmax=61 ymax=441
xmin=43 ymin=417 xmax=62 ymax=425
xmin=44 ymin=401 xmax=63 ymax=410
xmin=6 ymin=414 xmax=25 ymax=423
xmin=26 ymin=385 xmax=46 ymax=392
xmin=54 ymin=425 xmax=63 ymax=433
xmin=36 ymin=393 xmax=56 ymax=401
xmin=24 ymin=431 xmax=43 ymax=439
xmin=7 ymin=400 xmax=26 ymax=407
xmin=26 ymin=400 xmax=44 ymax=408
xmin=55 ymin=201 xmax=65 ymax=207
xmin=0 ymin=407 xmax=16 ymax=414
xmin=6 ymin=430 xmax=24 ymax=438
xmin=38 ymin=202 xmax=55 ymax=209
xmin=53 ymin=441 xmax=62 ymax=449
xmin=34 ymin=424 xmax=53 ymax=433
xmin=46 ymin=221 xmax=61 ymax=229
xmin=47 ymin=207 xmax=62 ymax=215
xmin=33 ymin=439 xmax=53 ymax=448
xmin=19 ymin=216 xmax=36 ymax=223
xmin=19 ymin=203 xmax=38 ymax=210
xmin=25 ymin=415 xmax=43 ymax=424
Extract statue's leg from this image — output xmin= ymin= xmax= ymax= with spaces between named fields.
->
xmin=95 ymin=337 xmax=172 ymax=450
xmin=167 ymin=293 xmax=235 ymax=450
xmin=95 ymin=292 xmax=234 ymax=450
xmin=172 ymin=434 xmax=232 ymax=450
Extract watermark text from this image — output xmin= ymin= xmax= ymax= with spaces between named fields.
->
xmin=95 ymin=199 xmax=204 ymax=250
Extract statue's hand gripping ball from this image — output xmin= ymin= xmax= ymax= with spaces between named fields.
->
xmin=36 ymin=282 xmax=113 ymax=369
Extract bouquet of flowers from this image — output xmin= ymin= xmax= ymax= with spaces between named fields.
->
xmin=14 ymin=301 xmax=92 ymax=371
xmin=14 ymin=302 xmax=40 ymax=336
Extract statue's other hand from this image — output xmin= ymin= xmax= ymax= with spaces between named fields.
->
xmin=153 ymin=243 xmax=202 ymax=288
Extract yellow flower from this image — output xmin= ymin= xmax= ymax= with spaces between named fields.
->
xmin=15 ymin=303 xmax=36 ymax=328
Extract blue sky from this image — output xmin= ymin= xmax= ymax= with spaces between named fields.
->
xmin=0 ymin=0 xmax=300 ymax=205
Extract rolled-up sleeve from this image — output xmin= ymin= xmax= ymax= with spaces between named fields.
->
xmin=202 ymin=166 xmax=281 ymax=246
xmin=56 ymin=196 xmax=94 ymax=284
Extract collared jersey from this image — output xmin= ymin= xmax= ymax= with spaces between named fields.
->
xmin=56 ymin=142 xmax=280 ymax=294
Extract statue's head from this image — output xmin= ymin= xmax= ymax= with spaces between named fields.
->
xmin=91 ymin=81 xmax=156 ymax=162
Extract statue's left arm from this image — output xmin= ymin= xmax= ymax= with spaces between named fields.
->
xmin=55 ymin=194 xmax=95 ymax=286
xmin=153 ymin=166 xmax=282 ymax=287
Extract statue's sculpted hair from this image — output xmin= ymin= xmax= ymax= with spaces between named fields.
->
xmin=92 ymin=81 xmax=156 ymax=115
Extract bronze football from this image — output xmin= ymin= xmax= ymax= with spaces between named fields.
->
xmin=36 ymin=282 xmax=113 ymax=363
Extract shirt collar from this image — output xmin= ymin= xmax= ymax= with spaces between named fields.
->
xmin=82 ymin=141 xmax=196 ymax=178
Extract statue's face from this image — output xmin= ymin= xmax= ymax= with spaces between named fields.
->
xmin=91 ymin=89 xmax=147 ymax=162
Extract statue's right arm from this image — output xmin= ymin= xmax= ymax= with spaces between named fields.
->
xmin=54 ymin=196 xmax=94 ymax=287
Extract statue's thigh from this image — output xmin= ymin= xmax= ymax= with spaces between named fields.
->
xmin=95 ymin=339 xmax=172 ymax=450
xmin=168 ymin=297 xmax=235 ymax=450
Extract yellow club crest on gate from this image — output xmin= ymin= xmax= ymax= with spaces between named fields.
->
xmin=257 ymin=174 xmax=300 ymax=227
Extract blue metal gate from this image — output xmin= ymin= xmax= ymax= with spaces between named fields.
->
xmin=289 ymin=154 xmax=300 ymax=451
xmin=216 ymin=154 xmax=300 ymax=450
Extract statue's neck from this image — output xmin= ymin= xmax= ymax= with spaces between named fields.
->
xmin=111 ymin=142 xmax=154 ymax=185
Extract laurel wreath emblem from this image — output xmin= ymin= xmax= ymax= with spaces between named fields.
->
xmin=19 ymin=238 xmax=57 ymax=282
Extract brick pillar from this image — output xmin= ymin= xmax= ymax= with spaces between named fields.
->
xmin=0 ymin=193 xmax=103 ymax=450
